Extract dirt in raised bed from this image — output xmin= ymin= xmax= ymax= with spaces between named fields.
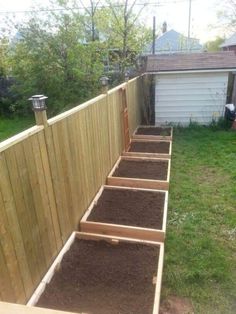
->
xmin=128 ymin=141 xmax=170 ymax=154
xmin=136 ymin=127 xmax=171 ymax=136
xmin=88 ymin=188 xmax=165 ymax=229
xmin=37 ymin=238 xmax=159 ymax=314
xmin=113 ymin=159 xmax=168 ymax=180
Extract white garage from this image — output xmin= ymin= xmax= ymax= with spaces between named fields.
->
xmin=145 ymin=52 xmax=236 ymax=125
xmin=155 ymin=71 xmax=228 ymax=125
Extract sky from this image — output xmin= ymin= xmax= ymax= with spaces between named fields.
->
xmin=0 ymin=0 xmax=229 ymax=43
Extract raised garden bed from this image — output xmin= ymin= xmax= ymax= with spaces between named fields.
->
xmin=29 ymin=232 xmax=164 ymax=314
xmin=80 ymin=185 xmax=168 ymax=242
xmin=133 ymin=125 xmax=173 ymax=141
xmin=123 ymin=139 xmax=172 ymax=159
xmin=107 ymin=156 xmax=170 ymax=190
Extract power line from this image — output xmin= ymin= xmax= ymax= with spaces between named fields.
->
xmin=0 ymin=0 xmax=196 ymax=15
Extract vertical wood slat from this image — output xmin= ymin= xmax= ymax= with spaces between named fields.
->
xmin=4 ymin=146 xmax=42 ymax=291
xmin=0 ymin=154 xmax=31 ymax=302
xmin=0 ymin=77 xmax=142 ymax=305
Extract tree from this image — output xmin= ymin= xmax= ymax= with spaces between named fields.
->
xmin=204 ymin=37 xmax=225 ymax=52
xmin=0 ymin=38 xmax=9 ymax=77
xmin=8 ymin=0 xmax=104 ymax=115
xmin=217 ymin=0 xmax=236 ymax=32
xmin=2 ymin=0 xmax=151 ymax=116
xmin=77 ymin=0 xmax=101 ymax=42
xmin=99 ymin=0 xmax=151 ymax=77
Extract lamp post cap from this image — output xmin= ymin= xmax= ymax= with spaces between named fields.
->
xmin=28 ymin=95 xmax=48 ymax=101
xmin=99 ymin=76 xmax=109 ymax=86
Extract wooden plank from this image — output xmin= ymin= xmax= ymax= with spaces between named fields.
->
xmin=28 ymin=137 xmax=55 ymax=273
xmin=37 ymin=132 xmax=62 ymax=252
xmin=107 ymin=176 xmax=169 ymax=191
xmin=43 ymin=126 xmax=66 ymax=242
xmin=152 ymin=243 xmax=164 ymax=314
xmin=0 ymin=153 xmax=31 ymax=302
xmin=74 ymin=111 xmax=91 ymax=207
xmin=80 ymin=221 xmax=165 ymax=242
xmin=50 ymin=123 xmax=72 ymax=242
xmin=126 ymin=139 xmax=173 ymax=158
xmin=66 ymin=114 xmax=87 ymax=224
xmin=0 ymin=240 xmax=16 ymax=302
xmin=132 ymin=125 xmax=173 ymax=141
xmin=123 ymin=151 xmax=171 ymax=159
xmin=14 ymin=143 xmax=44 ymax=290
xmin=56 ymin=118 xmax=78 ymax=229
xmin=0 ymin=189 xmax=19 ymax=302
xmin=75 ymin=231 xmax=162 ymax=246
xmin=0 ymin=302 xmax=81 ymax=314
xmin=4 ymin=146 xmax=41 ymax=293
xmin=80 ymin=185 xmax=168 ymax=242
xmin=107 ymin=156 xmax=170 ymax=191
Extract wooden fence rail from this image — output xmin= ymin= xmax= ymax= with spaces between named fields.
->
xmin=0 ymin=77 xmax=143 ymax=304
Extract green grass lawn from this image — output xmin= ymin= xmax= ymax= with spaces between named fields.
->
xmin=163 ymin=125 xmax=236 ymax=313
xmin=0 ymin=116 xmax=35 ymax=142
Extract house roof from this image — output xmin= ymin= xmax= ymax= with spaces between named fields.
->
xmin=220 ymin=33 xmax=236 ymax=48
xmin=145 ymin=51 xmax=236 ymax=72
xmin=143 ymin=29 xmax=203 ymax=55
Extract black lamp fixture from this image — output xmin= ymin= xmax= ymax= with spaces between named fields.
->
xmin=99 ymin=76 xmax=109 ymax=87
xmin=29 ymin=95 xmax=48 ymax=111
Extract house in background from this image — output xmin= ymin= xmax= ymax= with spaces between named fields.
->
xmin=220 ymin=33 xmax=236 ymax=53
xmin=143 ymin=22 xmax=203 ymax=55
xmin=144 ymin=51 xmax=236 ymax=125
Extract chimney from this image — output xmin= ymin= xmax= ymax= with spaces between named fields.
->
xmin=162 ymin=21 xmax=167 ymax=34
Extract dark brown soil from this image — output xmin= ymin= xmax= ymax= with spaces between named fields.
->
xmin=128 ymin=141 xmax=170 ymax=154
xmin=87 ymin=188 xmax=165 ymax=229
xmin=113 ymin=159 xmax=168 ymax=180
xmin=136 ymin=127 xmax=171 ymax=136
xmin=37 ymin=238 xmax=159 ymax=314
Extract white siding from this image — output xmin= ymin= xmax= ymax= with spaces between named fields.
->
xmin=155 ymin=72 xmax=229 ymax=125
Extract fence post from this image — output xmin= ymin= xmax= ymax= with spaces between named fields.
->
xmin=29 ymin=95 xmax=48 ymax=127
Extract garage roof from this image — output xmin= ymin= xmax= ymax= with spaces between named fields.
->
xmin=145 ymin=51 xmax=236 ymax=72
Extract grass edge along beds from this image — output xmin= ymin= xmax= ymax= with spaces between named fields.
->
xmin=27 ymin=232 xmax=164 ymax=314
xmin=107 ymin=156 xmax=171 ymax=191
xmin=80 ymin=185 xmax=168 ymax=242
xmin=163 ymin=125 xmax=236 ymax=314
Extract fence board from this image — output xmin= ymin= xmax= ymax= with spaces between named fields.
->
xmin=0 ymin=154 xmax=31 ymax=302
xmin=0 ymin=77 xmax=143 ymax=305
xmin=4 ymin=146 xmax=42 ymax=290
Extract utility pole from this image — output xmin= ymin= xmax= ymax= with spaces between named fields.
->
xmin=152 ymin=16 xmax=156 ymax=55
xmin=188 ymin=0 xmax=192 ymax=51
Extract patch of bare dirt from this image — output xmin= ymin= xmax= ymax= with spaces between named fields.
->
xmin=160 ymin=296 xmax=194 ymax=314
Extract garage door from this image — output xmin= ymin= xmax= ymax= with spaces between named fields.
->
xmin=155 ymin=72 xmax=229 ymax=125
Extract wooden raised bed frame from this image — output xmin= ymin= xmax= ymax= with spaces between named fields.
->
xmin=123 ymin=139 xmax=172 ymax=159
xmin=27 ymin=232 xmax=164 ymax=314
xmin=107 ymin=156 xmax=171 ymax=191
xmin=133 ymin=125 xmax=173 ymax=141
xmin=80 ymin=185 xmax=168 ymax=242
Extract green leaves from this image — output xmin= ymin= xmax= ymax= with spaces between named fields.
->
xmin=1 ymin=0 xmax=151 ymax=116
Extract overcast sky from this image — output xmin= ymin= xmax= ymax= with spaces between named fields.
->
xmin=0 ymin=0 xmax=229 ymax=43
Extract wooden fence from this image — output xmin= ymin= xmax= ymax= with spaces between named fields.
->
xmin=0 ymin=77 xmax=143 ymax=304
